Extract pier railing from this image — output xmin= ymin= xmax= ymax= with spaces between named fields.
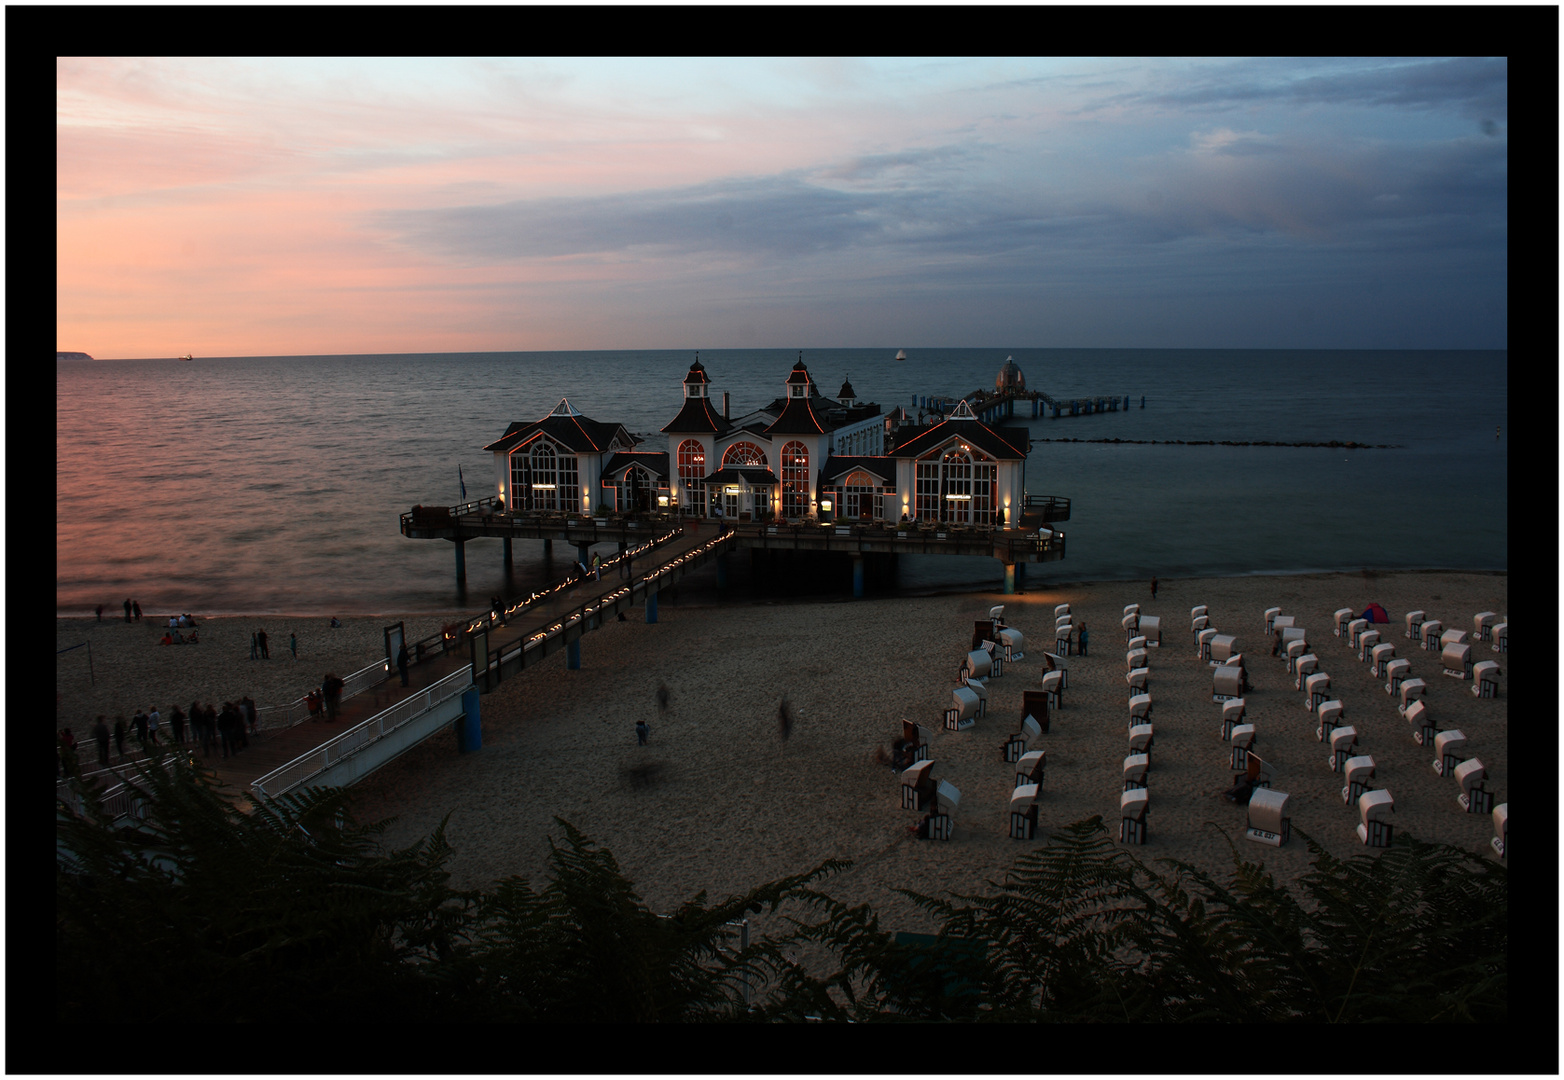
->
xmin=251 ymin=667 xmax=473 ymax=800
xmin=256 ymin=656 xmax=395 ymax=731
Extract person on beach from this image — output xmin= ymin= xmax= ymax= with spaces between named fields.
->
xmin=124 ymin=599 xmax=132 ymax=623
xmin=217 ymin=703 xmax=238 ymax=758
xmin=92 ymin=716 xmax=111 ymax=770
xmin=132 ymin=709 xmax=149 ymax=745
xmin=147 ymin=705 xmax=161 ymax=746
xmin=322 ymin=674 xmax=345 ymax=721
xmin=160 ymin=631 xmax=174 ymax=646
xmin=397 ymin=643 xmax=410 ymax=687
xmin=243 ymin=696 xmax=259 ymax=737
xmin=1150 ymin=577 xmax=1158 ymax=600
xmin=635 ymin=720 xmax=650 ymax=746
xmin=1078 ymin=622 xmax=1089 ymax=656
xmin=96 ymin=604 xmax=104 ymax=622
xmin=250 ymin=633 xmax=259 ymax=660
xmin=290 ymin=632 xmax=298 ymax=660
xmin=113 ymin=717 xmax=127 ymax=760
xmin=59 ymin=729 xmax=79 ymax=776
xmin=330 ymin=617 xmax=342 ymax=628
xmin=258 ymin=629 xmax=269 ymax=659
xmin=132 ymin=600 xmax=142 ymax=622
xmin=186 ymin=629 xmax=199 ymax=644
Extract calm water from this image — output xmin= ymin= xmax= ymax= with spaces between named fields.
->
xmin=57 ymin=349 xmax=1507 ymax=616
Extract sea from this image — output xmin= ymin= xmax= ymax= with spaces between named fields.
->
xmin=56 ymin=349 xmax=1508 ymax=617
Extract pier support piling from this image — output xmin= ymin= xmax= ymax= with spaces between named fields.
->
xmin=646 ymin=590 xmax=658 ymax=624
xmin=542 ymin=538 xmax=553 ymax=557
xmin=455 ymin=687 xmax=482 ymax=752
xmin=716 ymin=553 xmax=729 ymax=591
xmin=453 ymin=538 xmax=467 ymax=589
xmin=566 ymin=638 xmax=581 ymax=670
xmin=502 ymin=536 xmax=513 ymax=576
xmin=1004 ymin=562 xmax=1017 ymax=595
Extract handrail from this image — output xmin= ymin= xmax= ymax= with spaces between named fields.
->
xmin=251 ymin=667 xmax=474 ymax=800
xmin=259 ymin=655 xmax=394 ymax=732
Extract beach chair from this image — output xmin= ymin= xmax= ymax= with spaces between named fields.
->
xmin=1122 ymin=753 xmax=1150 ymax=791
xmin=900 ymin=760 xmax=936 ymax=810
xmin=1285 ymin=637 xmax=1309 ymax=673
xmin=1277 ymin=625 xmax=1306 ymax=660
xmin=1398 ymin=677 xmax=1428 ymax=714
xmin=1491 ymin=803 xmax=1507 ymax=859
xmin=928 ymin=780 xmax=961 ymax=840
xmin=1370 ymin=641 xmax=1396 ymax=678
xmin=1419 ymin=619 xmax=1443 ymax=651
xmin=1473 ymin=612 xmax=1497 ymax=642
xmin=1246 ymin=788 xmax=1291 ymax=847
xmin=1198 ymin=628 xmax=1218 ymax=661
xmin=1492 ymin=622 xmax=1506 ymax=653
xmin=1128 ymin=634 xmax=1147 ymax=652
xmin=1316 ymin=699 xmax=1344 ymax=743
xmin=965 ymin=678 xmax=989 ymax=719
xmin=1342 ymin=755 xmax=1376 ymax=805
xmin=1270 ymin=615 xmax=1296 ymax=645
xmin=1472 ymin=660 xmax=1501 ymax=698
xmin=1432 ymin=729 xmax=1467 ymax=777
xmin=1009 ymin=784 xmax=1041 ymax=839
xmin=1015 ymin=748 xmax=1045 ymax=789
xmin=1128 ymin=722 xmax=1154 ymax=757
xmin=998 ymin=626 xmax=1025 ymax=662
xmin=961 ymin=648 xmax=992 ymax=684
xmin=1335 ymin=608 xmax=1356 ymax=637
xmin=1293 ymin=652 xmax=1319 ymax=689
xmin=1454 ymin=758 xmax=1495 ymax=814
xmin=1041 ymin=650 xmax=1069 ymax=692
xmin=1125 ymin=666 xmax=1149 ymax=700
xmin=1209 ymin=634 xmax=1239 ymax=666
xmin=1244 ymin=751 xmax=1275 ymax=790
xmin=1054 ymin=603 xmax=1070 ymax=620
xmin=1345 ymin=618 xmax=1368 ymax=650
xmin=1128 ymin=692 xmax=1153 ymax=728
xmin=1124 ymin=603 xmax=1140 ymax=619
xmin=1054 ymin=624 xmax=1073 ymax=657
xmin=1021 ymin=688 xmax=1050 ymax=734
xmin=1404 ymin=699 xmax=1435 ymax=747
xmin=971 ymin=619 xmax=996 ymax=652
xmin=1328 ymin=726 xmax=1358 ymax=772
xmin=1039 ymin=669 xmax=1064 ymax=712
xmin=901 ymin=720 xmax=931 ymax=765
xmin=1126 ymin=647 xmax=1148 ymax=672
xmin=1119 ymin=788 xmax=1150 ymax=845
xmin=1440 ymin=627 xmax=1468 ymax=649
xmin=1055 ymin=613 xmax=1073 ymax=631
xmin=1004 ymin=714 xmax=1043 ymax=763
xmin=1357 ymin=629 xmax=1381 ymax=663
xmin=1141 ymin=617 xmax=1163 ymax=648
xmin=944 ymin=685 xmax=981 ymax=731
xmin=1121 ymin=612 xmax=1140 ymax=641
xmin=1228 ymin=724 xmax=1256 ymax=769
xmin=1305 ymin=671 xmax=1331 ymax=711
xmin=1404 ymin=610 xmax=1425 ymax=640
xmin=1263 ymin=607 xmax=1281 ymax=634
xmin=1213 ymin=665 xmax=1244 ymax=702
xmin=1384 ymin=657 xmax=1411 ymax=695
xmin=1220 ymin=697 xmax=1246 ymax=740
xmin=988 ymin=604 xmax=1005 ymax=625
xmin=1191 ymin=614 xmax=1210 ymax=638
xmin=1441 ymin=642 xmax=1472 ymax=680
xmin=1356 ymin=789 xmax=1395 ymax=847
xmin=1190 ymin=605 xmax=1208 ymax=621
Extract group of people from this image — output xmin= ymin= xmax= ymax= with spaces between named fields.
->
xmin=307 ymin=673 xmax=346 ymax=721
xmin=158 ymin=628 xmax=200 ymax=645
xmin=65 ymin=696 xmax=262 ymax=776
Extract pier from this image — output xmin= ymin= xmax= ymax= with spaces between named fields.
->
xmin=912 ymin=388 xmax=1139 ymax=423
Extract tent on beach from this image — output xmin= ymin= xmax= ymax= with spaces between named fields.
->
xmin=1361 ymin=603 xmax=1390 ymax=623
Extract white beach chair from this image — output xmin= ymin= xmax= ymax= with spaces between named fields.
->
xmin=900 ymin=759 xmax=936 ymax=810
xmin=1345 ymin=618 xmax=1368 ymax=649
xmin=1441 ymin=642 xmax=1472 ymax=680
xmin=1128 ymin=634 xmax=1147 ymax=652
xmin=1220 ymin=697 xmax=1246 ymax=740
xmin=1384 ymin=657 xmax=1411 ymax=696
xmin=1122 ymin=752 xmax=1150 ymax=791
xmin=1213 ymin=665 xmax=1244 ymax=702
xmin=1054 ymin=603 xmax=1071 ymax=620
xmin=1128 ymin=723 xmax=1154 ymax=756
xmin=1370 ymin=642 xmax=1396 ymax=678
xmin=1335 ymin=608 xmax=1355 ymax=637
xmin=1316 ymin=699 xmax=1345 ymax=743
xmin=1357 ymin=629 xmax=1381 ymax=663
xmin=1356 ymin=789 xmax=1395 ymax=847
xmin=1404 ymin=610 xmax=1425 ymax=640
xmin=1432 ymin=729 xmax=1467 ymax=777
xmin=1305 ymin=671 xmax=1331 ymax=711
xmin=1397 ymin=677 xmax=1426 ymax=714
xmin=1284 ymin=638 xmax=1308 ymax=673
xmin=1126 ymin=647 xmax=1148 ymax=672
xmin=1403 ymin=698 xmax=1434 ymax=746
xmin=1121 ymin=612 xmax=1140 ymax=641
xmin=1263 ymin=607 xmax=1281 ymax=634
xmin=1472 ymin=660 xmax=1501 ymax=698
xmin=1119 ymin=788 xmax=1149 ymax=845
xmin=1473 ymin=611 xmax=1497 ymax=641
xmin=1041 ymin=650 xmax=1069 ymax=692
xmin=1123 ymin=603 xmax=1140 ymax=619
xmin=1004 ymin=714 xmax=1043 ymax=763
xmin=1125 ymin=667 xmax=1149 ymax=699
xmin=945 ymin=685 xmax=981 ymax=731
xmin=1419 ymin=619 xmax=1443 ymax=651
xmin=989 ymin=604 xmax=1005 ymax=624
xmin=1138 ymin=616 xmax=1161 ymax=647
xmin=998 ymin=626 xmax=1025 ymax=662
xmin=1009 ymin=783 xmax=1041 ymax=839
xmin=1190 ymin=605 xmax=1208 ymax=621
xmin=1277 ymin=626 xmax=1306 ymax=660
xmin=1492 ymin=622 xmax=1506 ymax=653
xmin=1342 ymin=755 xmax=1376 ymax=805
xmin=1015 ymin=748 xmax=1045 ymax=790
xmin=1209 ymin=634 xmax=1239 ymax=665
xmin=1246 ymin=788 xmax=1291 ymax=847
xmin=1440 ymin=628 xmax=1468 ymax=649
xmin=1191 ymin=614 xmax=1210 ymax=637
xmin=1228 ymin=724 xmax=1256 ymax=769
xmin=1128 ymin=692 xmax=1152 ymax=728
xmin=1054 ymin=624 xmax=1073 ymax=657
xmin=1039 ymin=669 xmax=1064 ymax=712
xmin=1328 ymin=726 xmax=1358 ymax=772
xmin=961 ymin=648 xmax=992 ymax=684
xmin=1055 ymin=613 xmax=1073 ymax=631
xmin=1454 ymin=758 xmax=1495 ymax=814
xmin=1198 ymin=628 xmax=1218 ymax=661
xmin=1491 ymin=803 xmax=1507 ymax=859
xmin=1293 ymin=653 xmax=1319 ymax=689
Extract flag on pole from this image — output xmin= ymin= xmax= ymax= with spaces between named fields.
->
xmin=459 ymin=465 xmax=467 ymax=500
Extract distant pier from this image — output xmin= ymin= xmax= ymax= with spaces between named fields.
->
xmin=912 ymin=387 xmax=1140 ymax=422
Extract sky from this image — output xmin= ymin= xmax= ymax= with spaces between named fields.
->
xmin=57 ymin=56 xmax=1508 ymax=358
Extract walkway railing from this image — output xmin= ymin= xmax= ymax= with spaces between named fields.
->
xmin=251 ymin=667 xmax=473 ymax=800
xmin=255 ymin=656 xmax=394 ymax=732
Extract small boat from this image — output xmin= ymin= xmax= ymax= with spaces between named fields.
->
xmin=895 ymin=349 xmax=906 ymax=361
xmin=178 ymin=354 xmax=193 ymax=361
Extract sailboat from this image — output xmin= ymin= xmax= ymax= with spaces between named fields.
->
xmin=178 ymin=354 xmax=193 ymax=361
xmin=894 ymin=349 xmax=906 ymax=361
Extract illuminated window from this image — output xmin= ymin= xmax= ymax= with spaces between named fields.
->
xmin=722 ymin=442 xmax=768 ymax=467
xmin=677 ymin=439 xmax=706 ymax=514
xmin=780 ymin=441 xmax=809 ymax=518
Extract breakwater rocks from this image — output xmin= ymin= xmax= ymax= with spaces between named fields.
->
xmin=1034 ymin=438 xmax=1399 ymax=449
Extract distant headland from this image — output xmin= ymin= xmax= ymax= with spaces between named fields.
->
xmin=57 ymin=351 xmax=94 ymax=360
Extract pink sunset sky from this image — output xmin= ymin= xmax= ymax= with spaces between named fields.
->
xmin=58 ymin=56 xmax=1507 ymax=359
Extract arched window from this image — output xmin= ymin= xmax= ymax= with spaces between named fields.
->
xmin=780 ymin=441 xmax=809 ymax=518
xmin=722 ymin=441 xmax=767 ymax=467
xmin=514 ymin=440 xmax=579 ymax=512
xmin=620 ymin=465 xmax=654 ymax=514
xmin=677 ymin=439 xmax=706 ymax=514
xmin=914 ymin=446 xmax=993 ymax=523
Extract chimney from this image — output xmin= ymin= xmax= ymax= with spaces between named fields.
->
xmin=723 ymin=391 xmax=730 ymax=419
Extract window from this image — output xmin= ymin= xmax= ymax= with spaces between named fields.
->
xmin=914 ymin=446 xmax=994 ymax=524
xmin=722 ymin=442 xmax=767 ymax=467
xmin=515 ymin=440 xmax=579 ymax=512
xmin=677 ymin=439 xmax=705 ymax=514
xmin=780 ymin=441 xmax=809 ymax=518
xmin=619 ymin=466 xmax=654 ymax=514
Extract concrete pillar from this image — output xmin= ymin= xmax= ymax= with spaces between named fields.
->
xmin=853 ymin=554 xmax=865 ymax=598
xmin=1004 ymin=562 xmax=1016 ymax=595
xmin=456 ymin=687 xmax=482 ymax=752
xmin=566 ymin=638 xmax=581 ymax=670
xmin=646 ymin=590 xmax=658 ymax=624
xmin=1016 ymin=561 xmax=1026 ymax=590
xmin=542 ymin=538 xmax=553 ymax=557
xmin=577 ymin=542 xmax=591 ymax=568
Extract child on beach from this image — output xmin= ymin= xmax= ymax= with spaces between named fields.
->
xmin=635 ymin=720 xmax=650 ymax=746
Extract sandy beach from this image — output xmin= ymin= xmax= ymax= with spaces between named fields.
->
xmin=58 ymin=570 xmax=1507 ymax=942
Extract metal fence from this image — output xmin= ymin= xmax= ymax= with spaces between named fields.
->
xmin=255 ymin=656 xmax=393 ymax=732
xmin=251 ymin=666 xmax=473 ymax=800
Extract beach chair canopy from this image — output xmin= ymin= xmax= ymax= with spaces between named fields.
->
xmin=1344 ymin=755 xmax=1375 ymax=784
xmin=1433 ymin=729 xmax=1467 ymax=758
xmin=1454 ymin=757 xmax=1486 ymax=795
xmin=1010 ymin=784 xmax=1040 ymax=810
xmin=1358 ymin=788 xmax=1394 ymax=825
xmin=1021 ymin=715 xmax=1042 ymax=741
xmin=1016 ymin=749 xmax=1045 ymax=776
xmin=902 ymin=759 xmax=934 ymax=784
xmin=1248 ymin=788 xmax=1289 ymax=833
